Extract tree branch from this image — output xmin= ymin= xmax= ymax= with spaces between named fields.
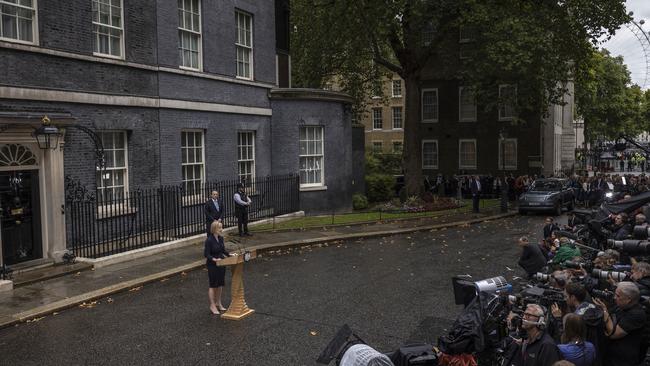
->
xmin=371 ymin=37 xmax=403 ymax=74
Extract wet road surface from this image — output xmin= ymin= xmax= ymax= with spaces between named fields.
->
xmin=0 ymin=215 xmax=549 ymax=365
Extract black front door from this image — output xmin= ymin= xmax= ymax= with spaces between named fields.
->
xmin=0 ymin=170 xmax=42 ymax=265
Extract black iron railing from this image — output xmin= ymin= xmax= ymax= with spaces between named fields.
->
xmin=65 ymin=174 xmax=300 ymax=258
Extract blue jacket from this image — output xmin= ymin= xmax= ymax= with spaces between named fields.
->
xmin=558 ymin=341 xmax=596 ymax=366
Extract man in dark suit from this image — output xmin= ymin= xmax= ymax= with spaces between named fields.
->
xmin=470 ymin=175 xmax=481 ymax=213
xmin=204 ymin=190 xmax=223 ymax=236
xmin=590 ymin=174 xmax=608 ymax=205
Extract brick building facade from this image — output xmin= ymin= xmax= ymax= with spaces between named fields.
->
xmin=0 ymin=0 xmax=358 ymax=269
xmin=359 ymin=40 xmax=576 ymax=178
xmin=360 ymin=74 xmax=405 ymax=154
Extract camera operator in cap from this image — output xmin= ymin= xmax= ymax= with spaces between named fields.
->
xmin=517 ymin=236 xmax=548 ymax=279
xmin=504 ymin=304 xmax=562 ymax=366
xmin=593 ymin=282 xmax=646 ymax=366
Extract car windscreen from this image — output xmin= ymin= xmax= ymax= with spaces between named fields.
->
xmin=530 ymin=181 xmax=561 ymax=191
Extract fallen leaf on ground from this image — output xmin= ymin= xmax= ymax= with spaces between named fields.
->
xmin=129 ymin=286 xmax=142 ymax=292
xmin=310 ymin=330 xmax=318 ymax=336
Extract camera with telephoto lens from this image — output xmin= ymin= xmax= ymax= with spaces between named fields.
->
xmin=592 ymin=269 xmax=629 ymax=282
xmin=591 ymin=289 xmax=615 ymax=302
xmin=533 ymin=273 xmax=550 ymax=282
xmin=633 ymin=225 xmax=650 ymax=240
xmin=607 ymin=239 xmax=650 ymax=255
xmin=563 ymin=260 xmax=594 ymax=272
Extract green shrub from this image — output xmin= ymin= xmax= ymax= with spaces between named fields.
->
xmin=352 ymin=194 xmax=369 ymax=210
xmin=365 ymin=151 xmax=403 ymax=175
xmin=365 ymin=173 xmax=395 ymax=202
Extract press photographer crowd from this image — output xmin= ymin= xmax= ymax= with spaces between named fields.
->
xmin=317 ymin=176 xmax=650 ymax=366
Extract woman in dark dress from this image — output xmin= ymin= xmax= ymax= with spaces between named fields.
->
xmin=204 ymin=221 xmax=231 ymax=315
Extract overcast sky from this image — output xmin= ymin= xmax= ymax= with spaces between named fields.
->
xmin=601 ymin=0 xmax=650 ymax=89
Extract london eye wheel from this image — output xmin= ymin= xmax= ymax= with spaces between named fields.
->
xmin=602 ymin=18 xmax=650 ymax=89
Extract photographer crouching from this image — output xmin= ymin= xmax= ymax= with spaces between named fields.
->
xmin=593 ymin=282 xmax=646 ymax=366
xmin=517 ymin=236 xmax=548 ymax=279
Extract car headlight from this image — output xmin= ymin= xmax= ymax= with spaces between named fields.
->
xmin=605 ymin=192 xmax=613 ymax=198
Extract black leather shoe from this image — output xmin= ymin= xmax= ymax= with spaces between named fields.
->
xmin=244 ymin=232 xmax=253 ymax=236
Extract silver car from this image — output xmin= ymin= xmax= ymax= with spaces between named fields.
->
xmin=518 ymin=178 xmax=575 ymax=215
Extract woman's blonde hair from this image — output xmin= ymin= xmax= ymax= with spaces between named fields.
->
xmin=210 ymin=220 xmax=223 ymax=235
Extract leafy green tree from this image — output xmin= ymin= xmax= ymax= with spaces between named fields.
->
xmin=292 ymin=0 xmax=629 ymax=194
xmin=575 ymin=49 xmax=645 ymax=141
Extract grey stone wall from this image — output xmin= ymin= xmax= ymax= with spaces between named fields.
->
xmin=158 ymin=109 xmax=272 ymax=185
xmin=156 ymin=0 xmax=276 ymax=84
xmin=0 ymin=99 xmax=161 ymax=190
xmin=0 ymin=48 xmax=159 ymax=97
xmin=270 ymin=90 xmax=355 ymax=214
xmin=351 ymin=124 xmax=366 ymax=195
xmin=0 ymin=1 xmax=357 ymax=218
xmin=157 ymin=73 xmax=270 ymax=107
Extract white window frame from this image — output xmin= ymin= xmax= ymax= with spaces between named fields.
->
xmin=92 ymin=0 xmax=124 ymax=59
xmin=0 ymin=0 xmax=39 ymax=45
xmin=498 ymin=138 xmax=518 ymax=170
xmin=392 ymin=140 xmax=403 ymax=153
xmin=372 ymin=108 xmax=383 ymax=130
xmin=96 ymin=130 xmax=129 ymax=207
xmin=498 ymin=84 xmax=517 ymax=121
xmin=299 ymin=126 xmax=324 ymax=188
xmin=458 ymin=87 xmax=477 ymax=122
xmin=422 ymin=139 xmax=439 ymax=169
xmin=235 ymin=10 xmax=253 ymax=80
xmin=458 ymin=139 xmax=477 ymax=170
xmin=391 ymin=79 xmax=402 ymax=97
xmin=178 ymin=0 xmax=202 ymax=71
xmin=181 ymin=130 xmax=205 ymax=198
xmin=421 ymin=88 xmax=439 ymax=123
xmin=391 ymin=106 xmax=402 ymax=130
xmin=237 ymin=131 xmax=255 ymax=184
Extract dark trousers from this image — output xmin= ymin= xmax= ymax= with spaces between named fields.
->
xmin=206 ymin=221 xmax=213 ymax=237
xmin=236 ymin=209 xmax=249 ymax=234
xmin=472 ymin=194 xmax=480 ymax=213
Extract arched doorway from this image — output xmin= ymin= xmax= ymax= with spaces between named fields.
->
xmin=0 ymin=144 xmax=42 ymax=265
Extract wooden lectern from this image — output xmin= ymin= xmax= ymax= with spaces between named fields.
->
xmin=217 ymin=250 xmax=256 ymax=320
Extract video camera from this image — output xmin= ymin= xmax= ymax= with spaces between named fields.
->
xmin=512 ymin=284 xmax=566 ymax=309
xmin=590 ymin=289 xmax=615 ymax=302
xmin=633 ymin=225 xmax=650 ymax=240
xmin=316 ymin=324 xmax=439 ymax=366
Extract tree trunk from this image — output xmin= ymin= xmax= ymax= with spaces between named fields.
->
xmin=402 ymin=73 xmax=423 ymax=196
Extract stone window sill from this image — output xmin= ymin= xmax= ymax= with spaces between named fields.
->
xmin=300 ymin=185 xmax=327 ymax=192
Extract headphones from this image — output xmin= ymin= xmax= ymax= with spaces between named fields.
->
xmin=522 ymin=305 xmax=547 ymax=329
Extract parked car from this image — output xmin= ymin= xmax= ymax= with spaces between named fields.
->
xmin=518 ymin=178 xmax=575 ymax=215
